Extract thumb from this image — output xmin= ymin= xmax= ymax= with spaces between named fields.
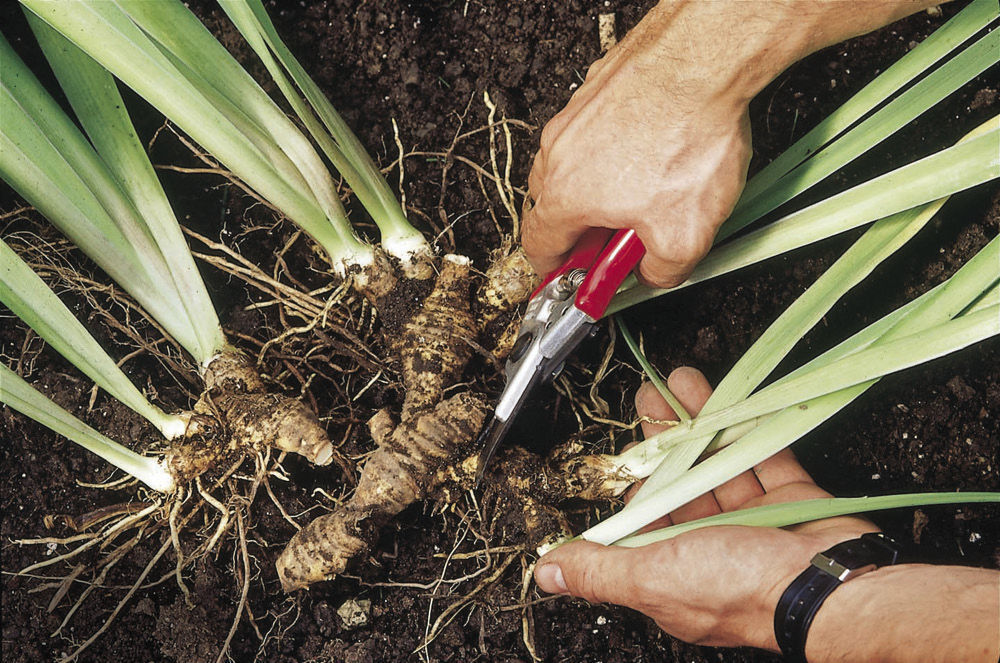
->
xmin=535 ymin=541 xmax=646 ymax=608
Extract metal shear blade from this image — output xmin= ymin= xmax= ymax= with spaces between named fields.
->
xmin=474 ymin=292 xmax=595 ymax=485
xmin=474 ymin=227 xmax=646 ymax=485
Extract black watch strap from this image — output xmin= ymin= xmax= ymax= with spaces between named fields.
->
xmin=774 ymin=532 xmax=903 ymax=663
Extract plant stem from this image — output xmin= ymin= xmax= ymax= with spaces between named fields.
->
xmin=0 ymin=34 xmax=203 ymax=355
xmin=615 ymin=492 xmax=1000 ymax=548
xmin=0 ymin=241 xmax=188 ymax=439
xmin=634 ymin=305 xmax=998 ymax=459
xmin=609 ymin=115 xmax=1000 ymax=314
xmin=1 ymin=364 xmax=175 ymax=493
xmin=613 ymin=196 xmax=950 ymax=484
xmin=29 ymin=16 xmax=228 ymax=364
xmin=724 ymin=8 xmax=999 ymax=238
xmin=615 ymin=316 xmax=690 ymax=421
xmin=20 ymin=0 xmax=371 ymax=270
xmin=586 ymin=235 xmax=999 ymax=543
xmin=219 ymin=0 xmax=428 ymax=263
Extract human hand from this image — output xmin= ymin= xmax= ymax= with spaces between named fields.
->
xmin=533 ymin=367 xmax=878 ymax=651
xmin=520 ymin=8 xmax=754 ymax=288
xmin=520 ymin=1 xmax=942 ymax=289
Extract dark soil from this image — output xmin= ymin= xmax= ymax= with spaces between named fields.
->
xmin=2 ymin=2 xmax=998 ymax=663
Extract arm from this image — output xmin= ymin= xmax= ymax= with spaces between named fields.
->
xmin=522 ymin=0 xmax=948 ymax=287
xmin=534 ymin=370 xmax=1000 ymax=663
xmin=805 ymin=564 xmax=999 ymax=663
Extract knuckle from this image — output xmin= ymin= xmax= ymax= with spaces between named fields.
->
xmin=538 ymin=128 xmax=556 ymax=154
xmin=539 ymin=117 xmax=564 ymax=151
xmin=527 ymin=168 xmax=541 ymax=197
xmin=520 ymin=222 xmax=542 ymax=256
xmin=636 ymin=219 xmax=715 ymax=287
xmin=585 ymin=58 xmax=606 ymax=80
xmin=573 ymin=563 xmax=603 ymax=604
xmin=637 ymin=258 xmax=682 ymax=290
xmin=672 ymin=223 xmax=713 ymax=262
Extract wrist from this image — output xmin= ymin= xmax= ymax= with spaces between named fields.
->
xmin=721 ymin=538 xmax=822 ymax=652
xmin=806 ymin=564 xmax=1000 ymax=663
xmin=635 ymin=0 xmax=946 ymax=107
xmin=637 ymin=1 xmax=817 ymax=105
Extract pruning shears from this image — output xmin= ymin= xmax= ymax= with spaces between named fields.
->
xmin=475 ymin=227 xmax=646 ymax=484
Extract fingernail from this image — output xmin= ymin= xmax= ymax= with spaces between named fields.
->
xmin=535 ymin=563 xmax=567 ymax=594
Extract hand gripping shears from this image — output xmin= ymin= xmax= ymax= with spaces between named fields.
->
xmin=475 ymin=227 xmax=646 ymax=484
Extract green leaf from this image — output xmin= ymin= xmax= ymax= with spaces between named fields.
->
xmin=0 ymin=33 xmax=202 ymax=355
xmin=0 ymin=364 xmax=174 ymax=492
xmin=590 ymin=236 xmax=999 ymax=544
xmin=615 ymin=316 xmax=690 ymax=421
xmin=725 ymin=2 xmax=1000 ymax=237
xmin=609 ymin=117 xmax=1000 ymax=314
xmin=28 ymin=15 xmax=227 ymax=364
xmin=615 ymin=197 xmax=949 ymax=483
xmin=639 ymin=305 xmax=998 ymax=455
xmin=0 ymin=240 xmax=187 ymax=438
xmin=19 ymin=0 xmax=370 ymax=268
xmin=112 ymin=0 xmax=359 ymax=252
xmin=616 ymin=492 xmax=1000 ymax=548
xmin=615 ymin=116 xmax=998 ymax=490
xmin=218 ymin=0 xmax=424 ymax=257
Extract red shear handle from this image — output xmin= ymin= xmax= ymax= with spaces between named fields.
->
xmin=530 ymin=227 xmax=614 ymax=299
xmin=574 ymin=229 xmax=645 ymax=319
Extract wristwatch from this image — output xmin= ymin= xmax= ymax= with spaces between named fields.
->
xmin=774 ymin=532 xmax=904 ymax=663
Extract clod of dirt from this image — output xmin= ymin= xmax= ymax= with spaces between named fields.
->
xmin=337 ymin=598 xmax=372 ymax=630
xmin=484 ymin=446 xmax=572 ymax=550
xmin=153 ymin=566 xmax=228 ymax=663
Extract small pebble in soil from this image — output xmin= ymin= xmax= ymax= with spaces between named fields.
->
xmin=337 ymin=598 xmax=372 ymax=630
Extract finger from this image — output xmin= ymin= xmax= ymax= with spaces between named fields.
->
xmin=668 ymin=492 xmax=722 ymax=524
xmin=635 ymin=223 xmax=713 ymax=290
xmin=639 ymin=368 xmax=718 ymax=524
xmin=519 ymin=195 xmax=583 ymax=277
xmin=665 ymin=366 xmax=713 ymax=416
xmin=621 ymin=477 xmax=677 ymax=532
xmin=526 ymin=149 xmax=547 ymax=195
xmin=624 ymin=497 xmax=675 ymax=533
xmin=636 ymin=251 xmax=697 ymax=290
xmin=635 ymin=381 xmax=680 ymax=440
xmin=535 ymin=541 xmax=650 ymax=610
xmin=622 ymin=382 xmax=682 ymax=505
xmin=751 ymin=448 xmax=815 ymax=492
xmin=741 ymin=481 xmax=831 ymax=509
xmin=629 ymin=369 xmax=713 ymax=498
xmin=710 ymin=469 xmax=766 ymax=512
xmin=739 ymin=480 xmax=877 ymax=536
